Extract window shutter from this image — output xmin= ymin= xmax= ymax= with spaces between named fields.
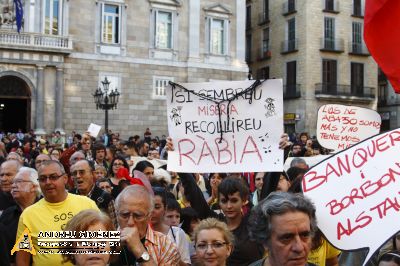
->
xmin=223 ymin=19 xmax=229 ymax=55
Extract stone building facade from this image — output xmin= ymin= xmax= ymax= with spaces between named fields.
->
xmin=246 ymin=0 xmax=377 ymax=136
xmin=0 ymin=0 xmax=248 ymax=138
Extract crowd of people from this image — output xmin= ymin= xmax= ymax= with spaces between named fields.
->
xmin=0 ymin=128 xmax=399 ymax=266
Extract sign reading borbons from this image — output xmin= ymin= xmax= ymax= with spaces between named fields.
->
xmin=317 ymin=104 xmax=381 ymax=151
xmin=166 ymin=79 xmax=283 ymax=173
xmin=302 ymin=129 xmax=400 ymax=265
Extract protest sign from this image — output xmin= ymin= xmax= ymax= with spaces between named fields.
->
xmin=87 ymin=123 xmax=101 ymax=138
xmin=166 ymin=79 xmax=283 ymax=173
xmin=316 ymin=104 xmax=381 ymax=151
xmin=302 ymin=128 xmax=400 ymax=265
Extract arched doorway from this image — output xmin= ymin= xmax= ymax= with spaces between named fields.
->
xmin=0 ymin=75 xmax=31 ymax=132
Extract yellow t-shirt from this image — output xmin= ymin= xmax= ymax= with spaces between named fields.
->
xmin=16 ymin=193 xmax=99 ymax=266
xmin=308 ymin=238 xmax=341 ymax=266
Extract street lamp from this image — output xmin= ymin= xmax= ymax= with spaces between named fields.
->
xmin=92 ymin=77 xmax=120 ymax=134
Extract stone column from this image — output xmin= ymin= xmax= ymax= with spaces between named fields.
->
xmin=236 ymin=0 xmax=246 ymax=63
xmin=35 ymin=65 xmax=45 ymax=135
xmin=54 ymin=66 xmax=64 ymax=134
xmin=188 ymin=0 xmax=200 ymax=60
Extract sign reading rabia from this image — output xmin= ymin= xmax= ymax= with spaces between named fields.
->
xmin=302 ymin=129 xmax=400 ymax=265
xmin=316 ymin=104 xmax=381 ymax=151
xmin=166 ymin=79 xmax=283 ymax=173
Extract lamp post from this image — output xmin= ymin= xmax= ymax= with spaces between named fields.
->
xmin=92 ymin=77 xmax=120 ymax=134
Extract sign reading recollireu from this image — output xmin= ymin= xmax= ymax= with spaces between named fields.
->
xmin=303 ymin=128 xmax=400 ymax=265
xmin=166 ymin=79 xmax=283 ymax=173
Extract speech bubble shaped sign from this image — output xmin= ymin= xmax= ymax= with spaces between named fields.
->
xmin=316 ymin=104 xmax=381 ymax=152
xmin=302 ymin=128 xmax=400 ymax=265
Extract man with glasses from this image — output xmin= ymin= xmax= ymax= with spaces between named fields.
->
xmin=112 ymin=185 xmax=180 ymax=265
xmin=0 ymin=160 xmax=21 ymax=213
xmin=0 ymin=167 xmax=40 ymax=265
xmin=16 ymin=160 xmax=99 ymax=266
xmin=70 ymin=160 xmax=117 ymax=227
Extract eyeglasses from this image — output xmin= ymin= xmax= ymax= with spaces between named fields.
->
xmin=118 ymin=211 xmax=149 ymax=222
xmin=71 ymin=169 xmax=88 ymax=177
xmin=37 ymin=173 xmax=64 ymax=183
xmin=13 ymin=180 xmax=33 ymax=185
xmin=195 ymin=242 xmax=227 ymax=251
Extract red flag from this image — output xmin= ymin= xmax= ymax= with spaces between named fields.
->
xmin=364 ymin=0 xmax=400 ymax=93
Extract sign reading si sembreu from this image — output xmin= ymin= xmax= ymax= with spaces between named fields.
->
xmin=302 ymin=128 xmax=400 ymax=266
xmin=316 ymin=104 xmax=381 ymax=151
xmin=166 ymin=79 xmax=283 ymax=173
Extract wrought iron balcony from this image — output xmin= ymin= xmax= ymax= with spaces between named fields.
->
xmin=281 ymin=39 xmax=298 ymax=54
xmin=315 ymin=83 xmax=375 ymax=100
xmin=282 ymin=0 xmax=296 ymax=15
xmin=0 ymin=30 xmax=72 ymax=54
xmin=320 ymin=38 xmax=344 ymax=52
xmin=258 ymin=11 xmax=270 ymax=25
xmin=323 ymin=0 xmax=340 ymax=13
xmin=349 ymin=42 xmax=370 ymax=56
xmin=284 ymin=84 xmax=301 ymax=99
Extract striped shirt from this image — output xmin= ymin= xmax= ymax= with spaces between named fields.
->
xmin=145 ymin=226 xmax=181 ymax=265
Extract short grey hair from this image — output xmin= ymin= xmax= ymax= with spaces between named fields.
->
xmin=70 ymin=151 xmax=85 ymax=165
xmin=38 ymin=160 xmax=66 ymax=175
xmin=248 ymin=192 xmax=317 ymax=247
xmin=290 ymin=157 xmax=307 ymax=168
xmin=115 ymin=185 xmax=154 ymax=213
xmin=18 ymin=167 xmax=41 ymax=196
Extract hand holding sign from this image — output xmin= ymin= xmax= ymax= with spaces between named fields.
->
xmin=316 ymin=104 xmax=381 ymax=152
xmin=303 ymin=129 xmax=400 ymax=265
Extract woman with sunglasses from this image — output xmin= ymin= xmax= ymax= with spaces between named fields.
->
xmin=193 ymin=218 xmax=233 ymax=266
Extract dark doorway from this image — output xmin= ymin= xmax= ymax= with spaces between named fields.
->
xmin=0 ymin=75 xmax=31 ymax=132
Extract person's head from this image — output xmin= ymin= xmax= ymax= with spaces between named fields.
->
xmin=80 ymin=137 xmax=92 ymax=152
xmin=249 ymin=192 xmax=317 ymax=266
xmin=70 ymin=151 xmax=85 ymax=166
xmin=50 ymin=148 xmax=62 ymax=160
xmin=92 ymin=142 xmax=106 ymax=161
xmin=39 ymin=139 xmax=47 ymax=150
xmin=71 ymin=160 xmax=95 ymax=195
xmin=115 ymin=185 xmax=153 ymax=238
xmin=150 ymin=187 xmax=167 ymax=226
xmin=0 ymin=159 xmax=21 ymax=192
xmin=138 ymin=141 xmax=150 ymax=157
xmin=291 ymin=143 xmax=303 ymax=157
xmin=62 ymin=209 xmax=117 ymax=266
xmin=34 ymin=153 xmax=51 ymax=170
xmin=148 ymin=149 xmax=160 ymax=159
xmin=255 ymin=172 xmax=264 ymax=191
xmin=165 ymin=198 xmax=181 ymax=227
xmin=97 ymin=178 xmax=112 ymax=194
xmin=11 ymin=167 xmax=41 ymax=204
xmin=122 ymin=141 xmax=138 ymax=156
xmin=180 ymin=207 xmax=200 ymax=236
xmin=106 ymin=146 xmax=116 ymax=162
xmin=94 ymin=165 xmax=107 ymax=180
xmin=210 ymin=173 xmax=227 ymax=188
xmin=299 ymin=132 xmax=309 ymax=144
xmin=290 ymin=157 xmax=309 ymax=170
xmin=133 ymin=160 xmax=154 ymax=181
xmin=218 ymin=177 xmax=249 ymax=220
xmin=37 ymin=160 xmax=68 ymax=203
xmin=108 ymin=156 xmax=129 ymax=177
xmin=150 ymin=139 xmax=159 ymax=149
xmin=261 ymin=172 xmax=291 ymax=201
xmin=286 ymin=167 xmax=307 ymax=183
xmin=6 ymin=151 xmax=23 ymax=164
xmin=378 ymin=251 xmax=400 ymax=266
xmin=193 ymin=218 xmax=234 ymax=266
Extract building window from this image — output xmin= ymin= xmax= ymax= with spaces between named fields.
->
xmin=324 ymin=17 xmax=335 ymax=49
xmin=288 ymin=18 xmax=296 ymax=50
xmin=246 ymin=34 xmax=252 ymax=62
xmin=262 ymin=28 xmax=270 ymax=53
xmin=263 ymin=0 xmax=269 ymax=20
xmin=353 ymin=0 xmax=363 ymax=16
xmin=44 ymin=0 xmax=63 ymax=35
xmin=322 ymin=59 xmax=337 ymax=93
xmin=155 ymin=10 xmax=173 ymax=49
xmin=153 ymin=76 xmax=173 ymax=99
xmin=351 ymin=63 xmax=364 ymax=96
xmin=208 ymin=18 xmax=227 ymax=55
xmin=286 ymin=61 xmax=296 ymax=94
xmin=352 ymin=22 xmax=362 ymax=52
xmin=102 ymin=4 xmax=120 ymax=44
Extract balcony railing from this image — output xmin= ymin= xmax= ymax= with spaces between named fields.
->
xmin=323 ymin=0 xmax=340 ymax=13
xmin=284 ymin=84 xmax=301 ymax=99
xmin=349 ymin=42 xmax=370 ymax=55
xmin=259 ymin=48 xmax=271 ymax=60
xmin=281 ymin=39 xmax=298 ymax=54
xmin=258 ymin=10 xmax=270 ymax=25
xmin=0 ymin=30 xmax=72 ymax=53
xmin=320 ymin=38 xmax=344 ymax=52
xmin=282 ymin=0 xmax=296 ymax=15
xmin=315 ymin=83 xmax=374 ymax=99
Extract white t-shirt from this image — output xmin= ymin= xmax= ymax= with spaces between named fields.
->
xmin=168 ymin=226 xmax=191 ymax=264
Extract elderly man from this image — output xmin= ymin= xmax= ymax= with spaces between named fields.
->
xmin=15 ymin=160 xmax=99 ymax=266
xmin=33 ymin=153 xmax=51 ymax=170
xmin=0 ymin=167 xmax=40 ymax=265
xmin=248 ymin=192 xmax=318 ymax=266
xmin=70 ymin=160 xmax=117 ymax=227
xmin=0 ymin=160 xmax=21 ymax=213
xmin=112 ymin=185 xmax=180 ymax=265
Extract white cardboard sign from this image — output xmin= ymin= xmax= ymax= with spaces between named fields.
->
xmin=302 ymin=128 xmax=400 ymax=265
xmin=166 ymin=79 xmax=283 ymax=173
xmin=316 ymin=104 xmax=381 ymax=151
